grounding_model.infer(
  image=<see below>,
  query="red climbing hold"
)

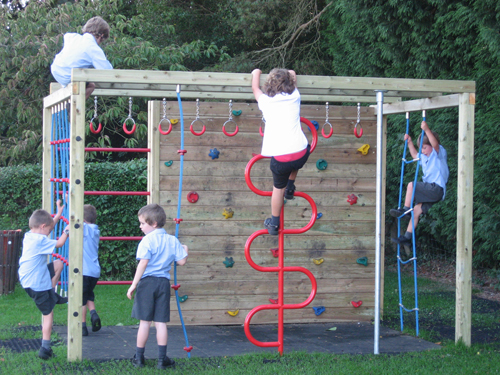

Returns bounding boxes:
[177,149,187,155]
[351,300,363,308]
[269,298,278,304]
[347,194,358,205]
[187,191,199,203]
[270,248,279,258]
[171,284,181,290]
[173,218,183,224]
[184,346,193,353]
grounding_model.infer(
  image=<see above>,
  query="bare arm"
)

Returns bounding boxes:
[251,69,263,101]
[52,199,64,225]
[404,134,419,159]
[421,121,440,153]
[127,259,149,299]
[55,224,69,248]
[176,245,189,266]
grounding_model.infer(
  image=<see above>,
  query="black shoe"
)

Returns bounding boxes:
[391,235,412,246]
[264,218,279,235]
[82,325,89,336]
[284,185,296,200]
[56,294,68,304]
[38,346,54,360]
[132,354,145,368]
[91,313,101,332]
[389,208,410,218]
[157,356,175,369]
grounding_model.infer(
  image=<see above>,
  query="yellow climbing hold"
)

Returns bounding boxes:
[171,119,179,125]
[313,258,324,265]
[227,309,239,317]
[222,208,234,219]
[357,144,370,155]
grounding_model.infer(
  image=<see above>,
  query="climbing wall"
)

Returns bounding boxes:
[159,101,377,325]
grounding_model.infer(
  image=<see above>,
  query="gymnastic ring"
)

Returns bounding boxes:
[158,118,172,135]
[222,120,238,137]
[123,118,136,135]
[322,122,333,139]
[190,119,206,136]
[89,119,102,134]
[354,123,363,138]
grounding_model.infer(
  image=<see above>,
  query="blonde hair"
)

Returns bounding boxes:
[138,204,166,228]
[29,209,53,229]
[82,16,110,40]
[262,68,296,97]
[84,204,97,224]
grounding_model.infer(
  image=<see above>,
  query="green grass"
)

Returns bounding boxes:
[2,272,500,374]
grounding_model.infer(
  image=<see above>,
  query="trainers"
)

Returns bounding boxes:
[56,293,68,304]
[389,207,410,218]
[91,313,101,332]
[391,235,412,246]
[38,346,54,360]
[264,218,279,235]
[82,325,89,336]
[284,185,296,200]
[157,356,175,369]
[132,354,145,368]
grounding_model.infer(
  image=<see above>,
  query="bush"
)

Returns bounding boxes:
[0,159,147,280]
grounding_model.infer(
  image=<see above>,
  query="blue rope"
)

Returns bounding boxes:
[173,86,191,358]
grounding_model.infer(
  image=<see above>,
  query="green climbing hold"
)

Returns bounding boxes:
[316,159,328,170]
[223,256,235,268]
[164,160,173,167]
[178,295,188,302]
[357,257,368,266]
[232,109,242,116]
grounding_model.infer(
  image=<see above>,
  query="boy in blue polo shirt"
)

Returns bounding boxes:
[18,200,69,360]
[127,204,188,370]
[390,120,449,246]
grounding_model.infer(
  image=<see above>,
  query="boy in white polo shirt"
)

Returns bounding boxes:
[18,200,69,360]
[51,16,113,99]
[127,204,188,370]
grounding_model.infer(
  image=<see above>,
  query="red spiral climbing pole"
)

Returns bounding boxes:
[244,117,318,355]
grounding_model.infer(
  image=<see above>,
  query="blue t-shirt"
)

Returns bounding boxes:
[18,232,57,291]
[136,228,187,279]
[421,144,449,199]
[83,223,101,278]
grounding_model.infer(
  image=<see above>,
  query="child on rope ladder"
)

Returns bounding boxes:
[390,120,449,246]
[251,68,310,235]
[51,16,113,100]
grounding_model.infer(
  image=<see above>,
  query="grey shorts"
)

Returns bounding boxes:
[413,182,444,214]
[131,276,171,322]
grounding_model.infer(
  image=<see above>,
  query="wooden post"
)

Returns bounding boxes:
[148,101,161,204]
[455,93,475,345]
[67,82,86,361]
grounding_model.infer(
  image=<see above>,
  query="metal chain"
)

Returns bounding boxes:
[93,96,98,119]
[162,98,167,119]
[196,98,200,120]
[325,102,329,123]
[128,97,133,118]
[228,99,233,121]
[357,102,361,124]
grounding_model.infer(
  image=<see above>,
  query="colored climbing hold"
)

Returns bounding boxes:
[171,284,181,290]
[179,295,188,303]
[164,160,173,167]
[171,119,179,125]
[209,148,220,159]
[316,159,328,171]
[313,258,324,265]
[223,257,235,268]
[222,208,234,219]
[317,212,323,219]
[227,309,239,317]
[347,194,358,205]
[269,298,278,304]
[313,306,326,316]
[357,257,368,266]
[311,120,319,130]
[187,191,199,203]
[351,300,363,308]
[270,248,279,258]
[184,346,193,353]
[232,109,242,116]
[358,144,370,155]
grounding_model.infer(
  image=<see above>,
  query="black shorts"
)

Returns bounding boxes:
[24,262,58,315]
[131,276,171,322]
[83,276,99,305]
[270,145,310,189]
[413,182,444,214]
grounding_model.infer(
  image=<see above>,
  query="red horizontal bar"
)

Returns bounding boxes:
[85,148,150,153]
[97,281,132,285]
[84,191,150,196]
[100,236,143,241]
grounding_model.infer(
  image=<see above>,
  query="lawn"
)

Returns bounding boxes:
[1,271,500,374]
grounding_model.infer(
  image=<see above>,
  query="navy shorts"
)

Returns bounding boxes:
[24,263,58,316]
[413,182,444,214]
[83,276,99,305]
[131,276,171,322]
[270,145,310,189]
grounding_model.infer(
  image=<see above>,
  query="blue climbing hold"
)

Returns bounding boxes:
[313,306,326,316]
[209,148,220,160]
[310,120,319,130]
[317,212,323,219]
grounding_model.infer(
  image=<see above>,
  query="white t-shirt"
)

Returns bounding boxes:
[51,33,113,87]
[136,228,187,279]
[18,232,57,291]
[421,144,449,200]
[258,89,308,157]
[83,223,101,278]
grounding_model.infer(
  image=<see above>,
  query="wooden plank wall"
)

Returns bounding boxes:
[158,101,377,325]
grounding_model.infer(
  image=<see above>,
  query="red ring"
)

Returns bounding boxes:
[159,120,172,135]
[190,122,206,136]
[259,126,264,137]
[123,121,136,135]
[322,124,333,139]
[354,126,363,138]
[222,122,238,137]
[90,121,102,134]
